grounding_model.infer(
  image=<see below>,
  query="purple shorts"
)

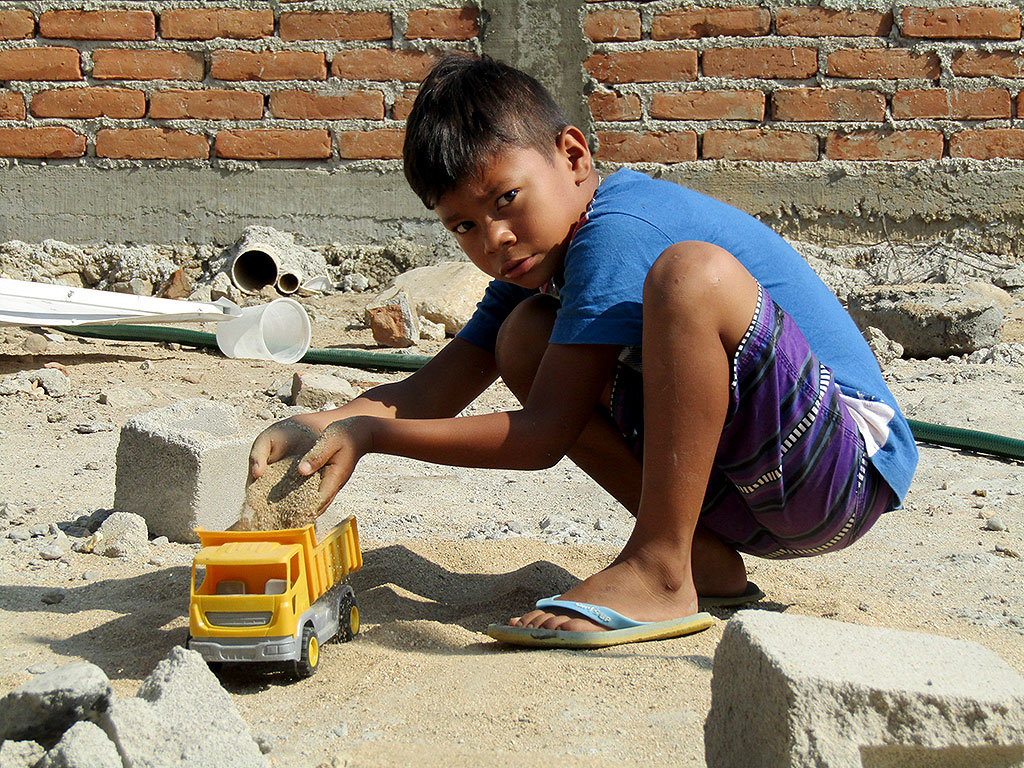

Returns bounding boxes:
[610,283,896,559]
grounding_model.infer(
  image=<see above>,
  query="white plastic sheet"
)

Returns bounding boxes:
[0,278,241,327]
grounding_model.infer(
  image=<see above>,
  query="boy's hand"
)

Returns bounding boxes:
[297,416,374,513]
[248,418,319,482]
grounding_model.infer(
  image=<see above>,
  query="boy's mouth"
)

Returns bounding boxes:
[502,255,534,280]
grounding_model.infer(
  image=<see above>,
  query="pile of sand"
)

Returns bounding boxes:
[236,454,322,530]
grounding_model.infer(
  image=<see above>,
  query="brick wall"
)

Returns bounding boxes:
[4,2,1024,166]
[0,2,477,162]
[585,2,1024,162]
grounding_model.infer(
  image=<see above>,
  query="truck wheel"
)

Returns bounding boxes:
[338,594,359,642]
[293,624,319,679]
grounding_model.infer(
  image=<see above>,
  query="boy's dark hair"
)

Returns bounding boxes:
[403,54,570,209]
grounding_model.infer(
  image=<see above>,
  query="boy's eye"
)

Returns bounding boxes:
[497,190,518,207]
[453,221,473,235]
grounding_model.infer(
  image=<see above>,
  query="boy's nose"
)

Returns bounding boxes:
[483,220,515,253]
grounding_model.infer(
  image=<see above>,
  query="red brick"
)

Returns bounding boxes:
[393,89,418,120]
[952,50,1024,77]
[93,49,204,81]
[703,129,818,161]
[585,9,641,42]
[0,127,86,158]
[332,49,435,82]
[828,49,941,79]
[0,48,81,81]
[150,89,264,119]
[650,90,764,120]
[950,128,1024,159]
[772,88,885,121]
[703,47,817,79]
[652,8,770,40]
[892,88,1010,119]
[901,6,1021,39]
[336,128,405,159]
[216,129,332,159]
[824,130,943,160]
[776,8,893,37]
[31,87,145,118]
[280,12,391,41]
[270,89,384,120]
[211,51,326,81]
[596,130,697,162]
[0,10,34,40]
[407,8,478,40]
[97,128,209,159]
[0,91,26,119]
[161,9,273,40]
[589,90,642,121]
[586,51,698,84]
[40,10,154,41]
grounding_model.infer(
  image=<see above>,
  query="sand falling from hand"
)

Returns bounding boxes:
[238,455,322,530]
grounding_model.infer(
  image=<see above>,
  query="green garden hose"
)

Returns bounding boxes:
[57,323,1024,461]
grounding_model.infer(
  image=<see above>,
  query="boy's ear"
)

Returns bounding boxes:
[555,126,593,184]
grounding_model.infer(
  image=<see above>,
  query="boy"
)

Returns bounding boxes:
[248,54,918,649]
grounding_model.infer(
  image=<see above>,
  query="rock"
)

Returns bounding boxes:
[95,512,149,559]
[38,545,66,561]
[22,333,48,355]
[188,284,213,303]
[159,269,191,300]
[98,386,153,409]
[210,272,237,302]
[41,590,65,605]
[151,535,169,547]
[82,571,102,581]
[112,278,153,296]
[418,317,446,341]
[993,266,1024,298]
[290,371,358,409]
[847,283,1002,358]
[985,517,1007,531]
[0,662,113,746]
[392,261,491,335]
[38,721,121,768]
[341,272,369,292]
[364,286,419,348]
[862,326,904,369]
[0,740,45,768]
[0,369,70,398]
[29,524,49,537]
[99,646,268,768]
[74,422,114,434]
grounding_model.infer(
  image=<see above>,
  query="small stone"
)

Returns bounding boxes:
[332,723,349,738]
[148,556,166,567]
[985,517,1007,531]
[22,333,48,355]
[74,422,114,434]
[254,734,274,754]
[26,663,58,675]
[28,524,48,537]
[41,590,65,605]
[43,333,65,343]
[539,515,552,530]
[994,545,1020,558]
[46,412,66,423]
[9,529,30,542]
[38,545,65,561]
[418,317,446,342]
[858,602,871,612]
[82,571,102,581]
[151,535,169,547]
[364,286,419,348]
[594,518,606,531]
[973,489,988,497]
[341,272,369,293]
[140,360,153,371]
[507,520,523,534]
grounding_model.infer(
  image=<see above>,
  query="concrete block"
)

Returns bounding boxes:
[847,282,1003,358]
[38,721,121,768]
[0,662,112,746]
[114,399,251,543]
[100,646,267,768]
[0,740,45,768]
[705,611,1024,768]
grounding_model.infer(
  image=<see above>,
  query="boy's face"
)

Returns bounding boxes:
[435,128,595,291]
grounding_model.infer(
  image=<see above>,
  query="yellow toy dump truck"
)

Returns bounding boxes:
[186,516,362,678]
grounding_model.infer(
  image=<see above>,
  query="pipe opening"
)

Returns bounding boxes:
[231,249,278,293]
[277,271,301,295]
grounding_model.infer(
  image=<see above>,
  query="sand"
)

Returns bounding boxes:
[239,454,323,531]
[0,291,1022,767]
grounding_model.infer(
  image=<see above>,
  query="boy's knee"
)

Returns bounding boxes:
[494,293,559,398]
[644,241,743,310]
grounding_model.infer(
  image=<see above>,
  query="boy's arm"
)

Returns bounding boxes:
[300,342,622,507]
[249,338,499,477]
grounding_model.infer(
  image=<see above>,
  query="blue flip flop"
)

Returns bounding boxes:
[487,596,714,649]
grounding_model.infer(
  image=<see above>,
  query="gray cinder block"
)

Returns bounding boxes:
[114,400,251,542]
[705,611,1024,768]
[99,647,267,768]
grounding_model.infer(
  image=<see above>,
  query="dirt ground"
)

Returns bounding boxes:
[0,292,1022,767]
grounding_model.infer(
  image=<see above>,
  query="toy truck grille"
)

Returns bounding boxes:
[205,611,272,627]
